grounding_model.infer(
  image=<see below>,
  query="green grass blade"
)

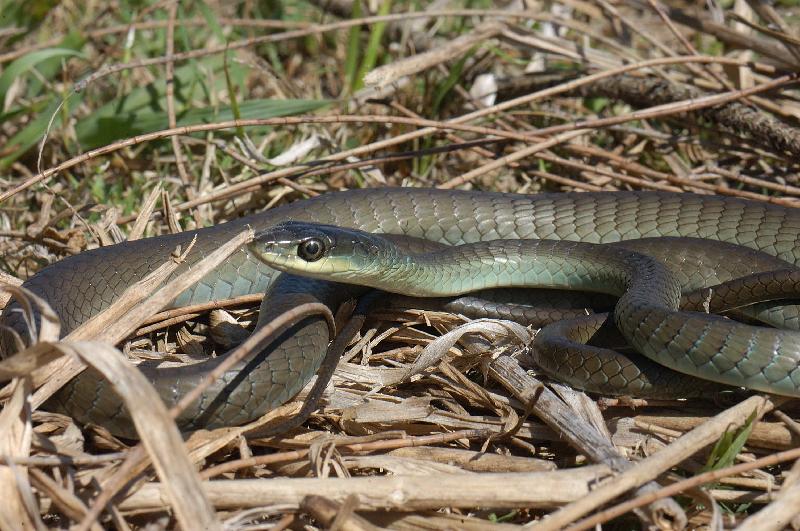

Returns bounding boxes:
[353,0,392,92]
[75,98,330,148]
[75,56,240,148]
[196,0,225,42]
[702,410,758,473]
[223,51,244,138]
[344,0,363,92]
[431,51,471,116]
[0,47,85,100]
[0,94,80,169]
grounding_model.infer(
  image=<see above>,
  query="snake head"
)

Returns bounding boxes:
[250,221,391,284]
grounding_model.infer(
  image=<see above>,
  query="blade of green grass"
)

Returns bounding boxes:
[74,56,240,148]
[75,98,330,148]
[702,410,758,473]
[196,0,225,42]
[0,94,80,169]
[430,51,471,115]
[344,0,363,93]
[353,0,392,92]
[223,50,244,138]
[0,47,85,100]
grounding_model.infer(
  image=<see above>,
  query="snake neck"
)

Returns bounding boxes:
[356,238,683,312]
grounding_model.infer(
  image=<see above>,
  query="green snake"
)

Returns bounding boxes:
[252,221,800,398]
[3,189,800,437]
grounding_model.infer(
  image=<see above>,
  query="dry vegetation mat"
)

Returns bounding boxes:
[1,0,800,529]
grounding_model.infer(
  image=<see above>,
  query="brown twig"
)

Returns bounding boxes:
[569,444,800,530]
[528,395,776,530]
[163,2,197,224]
[200,428,493,479]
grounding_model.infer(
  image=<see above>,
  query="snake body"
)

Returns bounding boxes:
[4,189,800,437]
[253,222,800,397]
[386,236,800,331]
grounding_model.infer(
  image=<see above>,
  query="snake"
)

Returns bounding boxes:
[3,188,800,438]
[251,220,800,399]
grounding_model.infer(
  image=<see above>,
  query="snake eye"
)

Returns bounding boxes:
[298,238,325,262]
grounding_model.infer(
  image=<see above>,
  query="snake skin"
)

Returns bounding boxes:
[387,238,800,397]
[437,237,800,329]
[4,189,800,437]
[254,224,800,397]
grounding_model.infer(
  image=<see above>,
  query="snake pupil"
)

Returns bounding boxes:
[298,238,325,261]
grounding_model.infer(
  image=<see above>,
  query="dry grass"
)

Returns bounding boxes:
[1,0,800,529]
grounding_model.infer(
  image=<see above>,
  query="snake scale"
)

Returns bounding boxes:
[3,188,800,437]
